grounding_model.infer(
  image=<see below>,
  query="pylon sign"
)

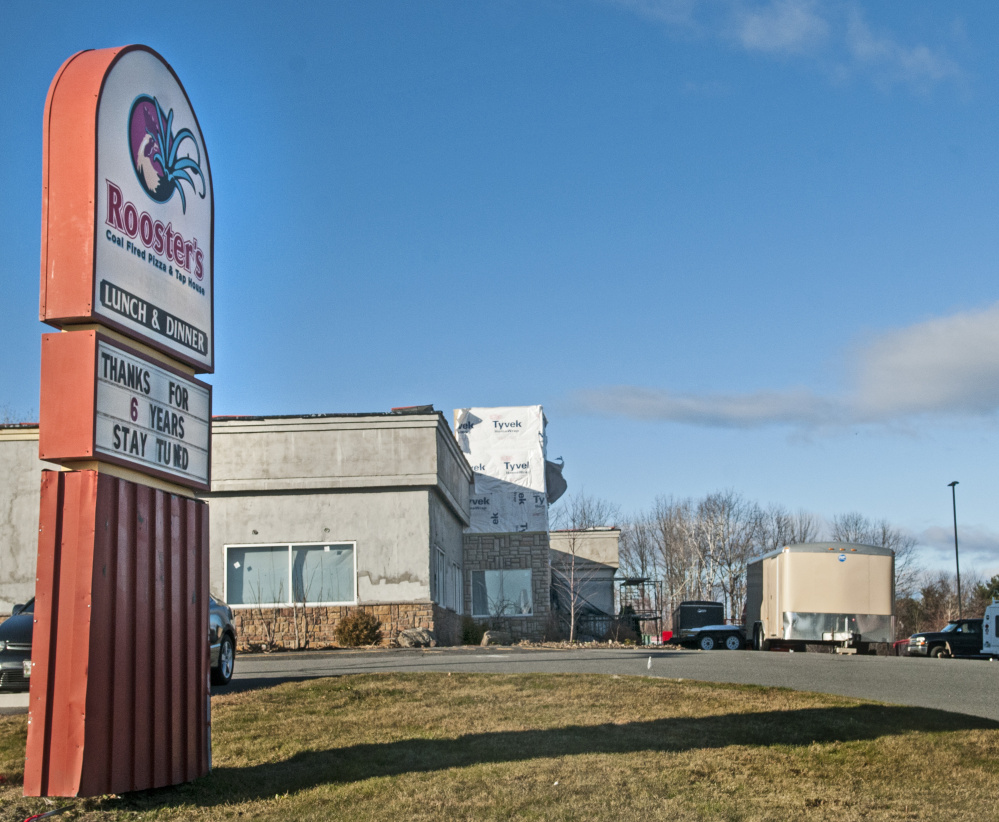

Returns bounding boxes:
[40,45,214,373]
[26,45,213,798]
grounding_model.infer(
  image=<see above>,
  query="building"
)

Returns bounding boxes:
[1,409,585,645]
[206,410,473,646]
[550,527,621,638]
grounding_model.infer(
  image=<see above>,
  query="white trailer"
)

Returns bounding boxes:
[745,543,894,652]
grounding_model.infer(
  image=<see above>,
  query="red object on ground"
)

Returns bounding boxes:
[24,470,210,797]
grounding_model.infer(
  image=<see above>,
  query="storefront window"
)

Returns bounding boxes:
[471,569,532,617]
[226,542,355,607]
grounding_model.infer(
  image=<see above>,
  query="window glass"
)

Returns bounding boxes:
[226,542,356,607]
[292,544,354,604]
[471,569,532,617]
[226,545,288,606]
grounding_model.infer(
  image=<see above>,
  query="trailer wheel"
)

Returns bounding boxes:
[698,634,716,651]
[724,634,744,651]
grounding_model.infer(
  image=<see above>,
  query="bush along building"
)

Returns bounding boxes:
[1,405,619,647]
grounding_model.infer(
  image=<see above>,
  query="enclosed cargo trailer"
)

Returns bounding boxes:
[745,543,894,652]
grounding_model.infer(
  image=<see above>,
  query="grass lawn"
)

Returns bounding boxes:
[1,673,997,821]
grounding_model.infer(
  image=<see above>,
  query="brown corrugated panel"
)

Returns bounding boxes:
[25,470,209,797]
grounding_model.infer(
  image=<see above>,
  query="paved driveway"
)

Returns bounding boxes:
[229,645,999,722]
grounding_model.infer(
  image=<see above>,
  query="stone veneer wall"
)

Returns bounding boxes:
[234,601,461,649]
[432,603,463,646]
[462,531,551,641]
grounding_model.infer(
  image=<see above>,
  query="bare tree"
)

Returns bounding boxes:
[696,491,758,621]
[549,491,620,642]
[619,513,660,581]
[646,496,699,622]
[755,503,819,554]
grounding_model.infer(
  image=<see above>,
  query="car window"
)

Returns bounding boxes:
[942,623,957,633]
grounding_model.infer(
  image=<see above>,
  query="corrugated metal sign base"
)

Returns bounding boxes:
[24,470,210,796]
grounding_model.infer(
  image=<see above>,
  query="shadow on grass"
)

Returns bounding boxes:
[217,676,315,696]
[134,703,998,809]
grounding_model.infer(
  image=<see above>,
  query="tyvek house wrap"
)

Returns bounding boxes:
[454,405,549,533]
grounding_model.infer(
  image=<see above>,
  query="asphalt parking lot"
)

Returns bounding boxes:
[5,646,996,720]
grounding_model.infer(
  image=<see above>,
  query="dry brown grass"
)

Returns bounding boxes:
[2,673,998,821]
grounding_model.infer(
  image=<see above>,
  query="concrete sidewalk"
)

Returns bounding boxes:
[0,691,29,715]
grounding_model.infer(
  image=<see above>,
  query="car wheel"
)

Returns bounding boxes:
[929,645,947,659]
[698,634,716,651]
[724,633,744,651]
[212,634,235,685]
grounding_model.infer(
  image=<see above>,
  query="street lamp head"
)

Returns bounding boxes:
[948,481,959,488]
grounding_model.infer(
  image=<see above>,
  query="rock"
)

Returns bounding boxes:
[480,630,513,646]
[397,627,437,648]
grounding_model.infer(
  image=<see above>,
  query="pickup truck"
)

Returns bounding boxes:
[907,618,982,658]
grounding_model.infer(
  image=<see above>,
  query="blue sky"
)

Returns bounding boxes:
[2,1,998,578]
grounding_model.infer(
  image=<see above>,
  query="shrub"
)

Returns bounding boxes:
[461,615,485,645]
[334,609,383,647]
[603,617,640,644]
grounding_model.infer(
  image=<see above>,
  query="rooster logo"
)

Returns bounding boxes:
[128,95,205,213]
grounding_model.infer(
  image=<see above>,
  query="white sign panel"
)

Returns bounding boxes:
[95,339,210,487]
[95,48,213,371]
[455,406,549,533]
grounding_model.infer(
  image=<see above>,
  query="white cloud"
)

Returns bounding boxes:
[916,524,999,574]
[574,302,999,430]
[854,304,999,420]
[611,0,963,92]
[845,8,962,90]
[574,386,841,429]
[731,0,829,56]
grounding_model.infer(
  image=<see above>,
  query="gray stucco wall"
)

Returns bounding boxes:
[205,413,473,610]
[0,429,60,612]
[549,528,620,567]
[208,488,433,605]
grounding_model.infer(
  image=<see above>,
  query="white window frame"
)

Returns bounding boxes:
[224,541,357,608]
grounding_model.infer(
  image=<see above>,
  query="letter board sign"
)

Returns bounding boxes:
[39,331,211,491]
[40,46,214,373]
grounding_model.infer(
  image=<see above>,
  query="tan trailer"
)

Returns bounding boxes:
[745,543,894,652]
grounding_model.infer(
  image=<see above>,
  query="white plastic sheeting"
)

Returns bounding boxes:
[454,405,548,533]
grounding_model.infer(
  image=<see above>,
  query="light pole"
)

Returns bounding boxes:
[948,481,962,619]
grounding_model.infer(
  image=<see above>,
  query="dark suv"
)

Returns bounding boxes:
[0,600,33,691]
[908,618,983,658]
[1,595,236,691]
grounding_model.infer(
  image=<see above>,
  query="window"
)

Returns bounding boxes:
[225,542,355,607]
[433,549,463,613]
[452,562,462,613]
[471,569,532,617]
[434,547,446,607]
